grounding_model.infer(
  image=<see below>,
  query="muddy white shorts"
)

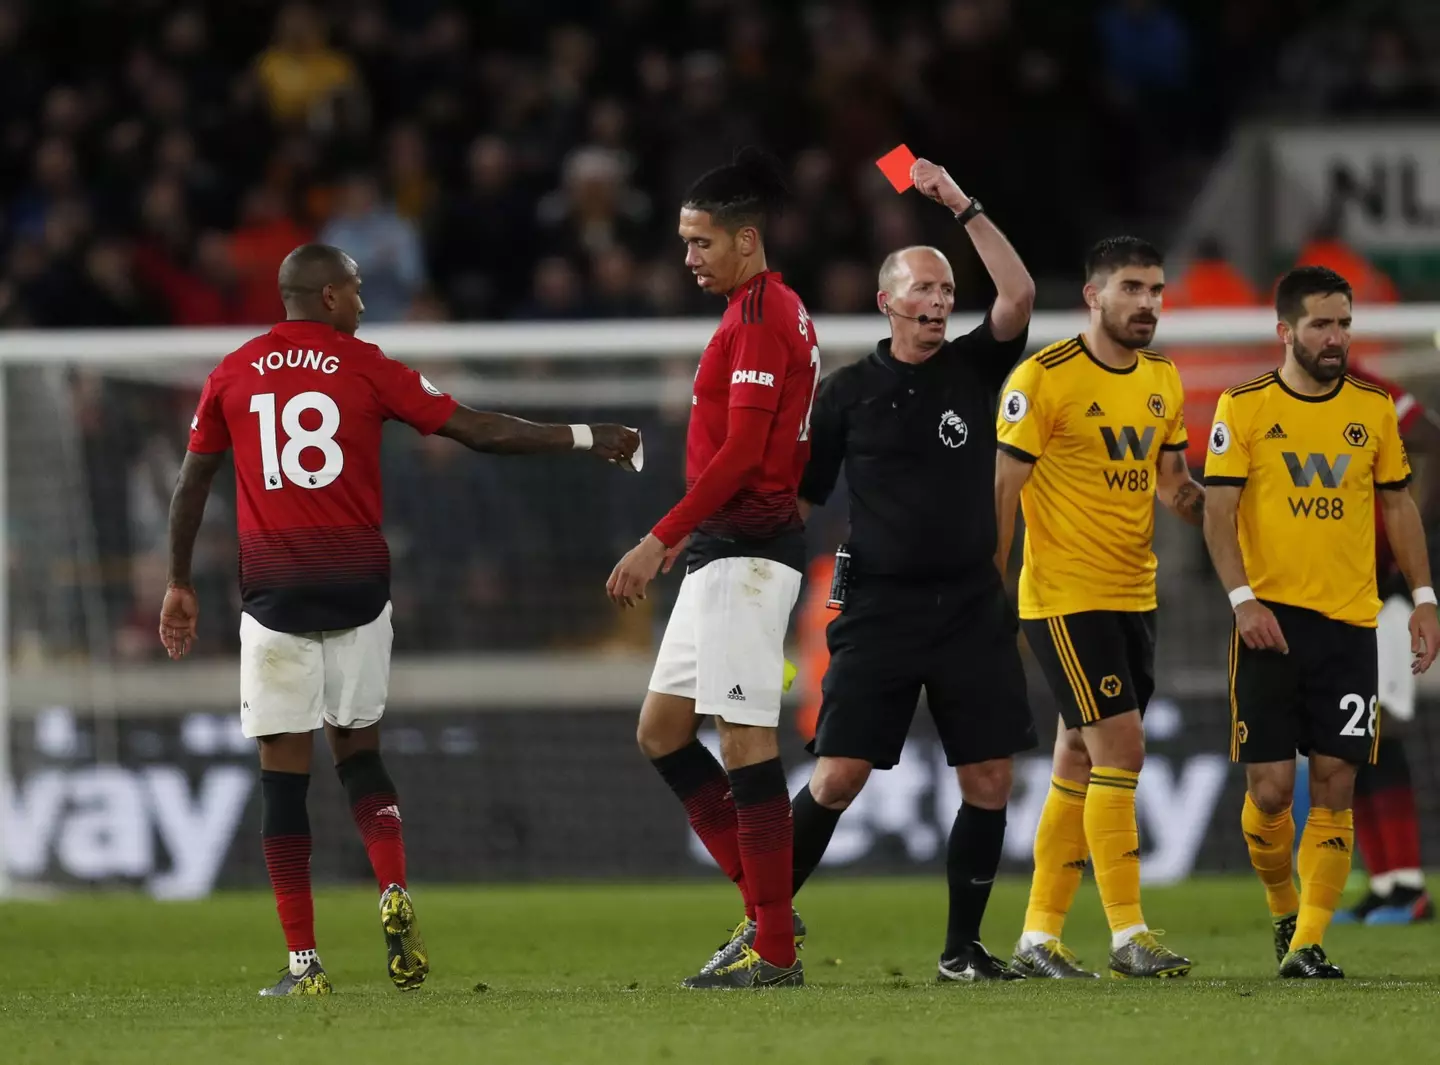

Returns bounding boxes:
[239,603,394,738]
[648,556,802,727]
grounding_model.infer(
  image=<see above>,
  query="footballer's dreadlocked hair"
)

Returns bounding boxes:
[681,146,790,237]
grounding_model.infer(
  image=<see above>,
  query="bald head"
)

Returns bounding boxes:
[878,245,950,297]
[878,245,954,361]
[279,243,356,302]
[278,243,363,333]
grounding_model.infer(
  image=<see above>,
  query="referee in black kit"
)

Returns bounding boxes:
[792,157,1037,981]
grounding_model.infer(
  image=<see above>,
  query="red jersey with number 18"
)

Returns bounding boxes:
[188,320,458,634]
[681,271,819,570]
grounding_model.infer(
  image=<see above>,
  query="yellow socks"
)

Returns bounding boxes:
[1242,794,1299,917]
[1022,777,1089,939]
[1293,806,1354,949]
[1085,768,1145,935]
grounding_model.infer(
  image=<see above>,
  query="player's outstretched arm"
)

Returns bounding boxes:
[1156,450,1205,526]
[161,449,225,659]
[1203,484,1287,653]
[993,449,1033,577]
[436,406,638,461]
[1379,485,1440,673]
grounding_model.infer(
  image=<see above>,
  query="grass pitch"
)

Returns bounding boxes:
[4,876,1437,1064]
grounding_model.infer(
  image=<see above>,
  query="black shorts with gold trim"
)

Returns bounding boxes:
[1021,610,1156,730]
[1227,600,1379,766]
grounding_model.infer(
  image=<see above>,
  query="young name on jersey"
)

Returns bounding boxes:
[189,320,458,633]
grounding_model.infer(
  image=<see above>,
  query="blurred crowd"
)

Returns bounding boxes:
[1,0,1436,662]
[0,0,1349,331]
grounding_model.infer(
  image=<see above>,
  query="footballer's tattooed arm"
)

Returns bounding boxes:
[1157,449,1205,526]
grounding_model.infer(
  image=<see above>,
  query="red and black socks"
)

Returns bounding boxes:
[652,740,753,918]
[337,749,407,892]
[261,769,316,974]
[730,758,795,968]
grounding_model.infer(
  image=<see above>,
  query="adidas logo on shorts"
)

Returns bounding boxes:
[1264,422,1287,439]
[1085,401,1104,416]
[727,685,745,701]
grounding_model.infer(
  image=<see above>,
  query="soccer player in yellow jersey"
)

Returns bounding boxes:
[1203,266,1440,978]
[995,237,1203,979]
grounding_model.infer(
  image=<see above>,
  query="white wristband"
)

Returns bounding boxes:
[1228,585,1257,609]
[1415,586,1437,607]
[569,424,593,451]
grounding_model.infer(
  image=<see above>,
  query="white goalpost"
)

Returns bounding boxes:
[1,304,1438,899]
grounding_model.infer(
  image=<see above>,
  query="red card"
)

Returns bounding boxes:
[875,144,917,192]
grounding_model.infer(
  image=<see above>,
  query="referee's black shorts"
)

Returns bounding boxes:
[808,574,1036,770]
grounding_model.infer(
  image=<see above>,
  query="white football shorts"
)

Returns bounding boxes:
[1377,593,1416,722]
[648,555,803,727]
[239,603,394,738]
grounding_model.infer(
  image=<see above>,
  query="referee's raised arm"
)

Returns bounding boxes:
[911,157,1034,347]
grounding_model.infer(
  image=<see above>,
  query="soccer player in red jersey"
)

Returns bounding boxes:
[1335,365,1435,925]
[607,151,818,988]
[161,244,637,996]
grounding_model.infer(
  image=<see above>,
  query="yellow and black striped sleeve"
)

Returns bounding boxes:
[996,342,1076,463]
[1204,376,1266,486]
[1369,383,1413,491]
[1154,356,1189,453]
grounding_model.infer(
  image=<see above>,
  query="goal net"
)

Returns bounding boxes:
[3,307,1438,897]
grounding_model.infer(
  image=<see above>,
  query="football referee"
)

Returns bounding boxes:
[792,157,1037,981]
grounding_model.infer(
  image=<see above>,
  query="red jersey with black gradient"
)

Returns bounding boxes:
[1349,365,1424,581]
[652,271,820,572]
[188,320,458,633]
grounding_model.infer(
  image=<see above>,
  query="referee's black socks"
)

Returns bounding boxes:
[944,802,1006,956]
[791,783,843,895]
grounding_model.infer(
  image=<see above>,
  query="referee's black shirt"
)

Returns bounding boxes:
[799,311,1028,582]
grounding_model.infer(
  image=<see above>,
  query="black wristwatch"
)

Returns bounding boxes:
[954,199,984,225]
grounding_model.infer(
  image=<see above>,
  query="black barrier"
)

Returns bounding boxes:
[4,699,1435,898]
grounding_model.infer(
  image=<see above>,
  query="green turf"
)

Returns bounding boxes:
[3,876,1436,1064]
